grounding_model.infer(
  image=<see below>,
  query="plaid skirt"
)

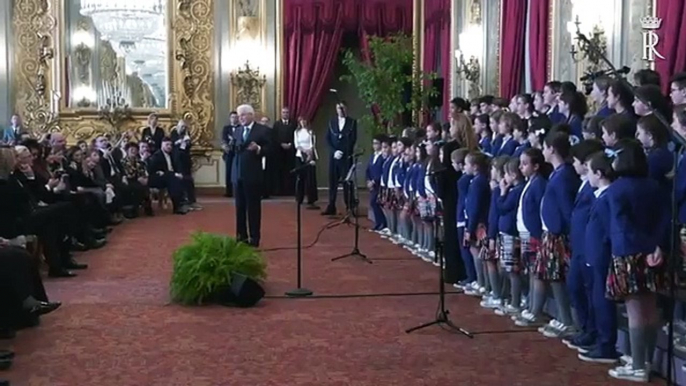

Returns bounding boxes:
[534,232,569,281]
[679,225,686,271]
[418,195,437,222]
[401,196,415,214]
[519,232,540,272]
[606,253,669,300]
[468,224,488,250]
[378,187,388,206]
[498,233,521,272]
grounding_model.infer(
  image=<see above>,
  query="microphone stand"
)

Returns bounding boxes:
[331,152,372,264]
[285,163,314,297]
[575,28,686,385]
[405,209,473,338]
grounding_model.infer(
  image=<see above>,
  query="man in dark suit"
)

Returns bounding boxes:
[272,107,297,196]
[147,137,190,215]
[230,104,271,247]
[221,111,239,197]
[322,101,357,216]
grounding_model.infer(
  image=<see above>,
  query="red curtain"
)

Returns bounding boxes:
[499,0,527,99]
[284,0,412,121]
[423,0,451,121]
[656,0,686,93]
[528,0,549,91]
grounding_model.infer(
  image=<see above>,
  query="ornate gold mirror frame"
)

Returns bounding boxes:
[12,0,215,153]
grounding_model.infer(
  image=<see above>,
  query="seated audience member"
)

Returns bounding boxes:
[84,148,123,224]
[0,147,85,278]
[671,72,686,107]
[64,146,112,232]
[170,120,200,210]
[121,142,153,217]
[147,137,192,215]
[94,135,136,217]
[0,242,61,331]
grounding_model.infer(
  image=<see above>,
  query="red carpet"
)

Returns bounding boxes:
[2,200,663,385]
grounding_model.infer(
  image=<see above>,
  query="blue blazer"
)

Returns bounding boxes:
[479,136,492,156]
[547,105,566,124]
[541,163,580,236]
[607,177,667,256]
[487,186,500,239]
[415,164,428,198]
[647,146,674,190]
[513,141,531,158]
[456,174,473,224]
[596,105,615,118]
[585,188,611,269]
[570,181,596,259]
[366,153,384,184]
[520,174,547,238]
[497,182,525,236]
[491,135,504,157]
[677,155,686,224]
[402,163,417,196]
[465,173,491,233]
[567,114,584,140]
[380,155,393,187]
[496,137,517,157]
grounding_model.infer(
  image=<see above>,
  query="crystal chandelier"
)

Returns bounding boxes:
[80,0,164,45]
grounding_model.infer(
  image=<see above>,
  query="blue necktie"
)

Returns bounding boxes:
[243,126,250,141]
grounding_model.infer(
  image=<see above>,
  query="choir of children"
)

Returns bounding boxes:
[364,71,686,383]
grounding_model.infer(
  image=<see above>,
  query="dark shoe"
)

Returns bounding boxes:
[28,301,61,317]
[87,238,107,250]
[144,205,154,216]
[247,239,260,248]
[306,204,320,210]
[174,206,188,215]
[48,269,77,278]
[65,260,88,270]
[321,207,336,216]
[71,241,88,252]
[0,351,14,360]
[0,359,11,371]
[578,348,620,364]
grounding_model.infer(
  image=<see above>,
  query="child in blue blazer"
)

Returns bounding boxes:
[512,118,531,157]
[414,144,430,260]
[494,158,526,315]
[464,152,492,297]
[564,139,605,351]
[577,150,621,364]
[495,113,520,156]
[532,132,580,338]
[474,114,493,155]
[489,110,505,156]
[603,139,668,383]
[366,134,387,231]
[399,145,416,246]
[513,148,550,327]
[379,137,396,236]
[451,147,476,288]
[479,156,509,307]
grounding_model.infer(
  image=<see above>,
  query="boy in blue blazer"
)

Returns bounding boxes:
[366,134,387,231]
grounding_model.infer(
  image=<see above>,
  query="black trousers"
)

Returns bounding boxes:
[275,148,295,196]
[234,180,262,245]
[224,154,233,196]
[123,180,151,209]
[295,158,318,205]
[26,203,73,272]
[327,156,351,211]
[0,246,47,329]
[150,173,185,210]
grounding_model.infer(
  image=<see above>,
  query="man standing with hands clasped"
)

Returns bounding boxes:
[230,104,271,247]
[322,101,357,216]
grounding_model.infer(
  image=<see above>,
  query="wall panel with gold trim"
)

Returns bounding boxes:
[12,0,215,153]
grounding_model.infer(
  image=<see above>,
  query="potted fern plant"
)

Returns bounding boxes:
[170,232,267,305]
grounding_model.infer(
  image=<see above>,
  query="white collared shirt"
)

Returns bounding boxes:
[294,128,315,159]
[387,156,400,188]
[338,117,346,130]
[372,151,380,164]
[163,151,173,172]
[594,184,609,198]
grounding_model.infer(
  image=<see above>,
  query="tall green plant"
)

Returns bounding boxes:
[340,33,437,135]
[170,232,267,305]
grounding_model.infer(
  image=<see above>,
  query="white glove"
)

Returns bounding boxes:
[334,150,343,160]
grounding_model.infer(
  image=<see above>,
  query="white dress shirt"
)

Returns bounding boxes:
[516,176,534,233]
[294,128,316,160]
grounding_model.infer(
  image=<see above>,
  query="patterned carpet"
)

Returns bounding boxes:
[2,200,661,385]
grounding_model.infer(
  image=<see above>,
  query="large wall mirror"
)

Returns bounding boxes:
[63,0,170,110]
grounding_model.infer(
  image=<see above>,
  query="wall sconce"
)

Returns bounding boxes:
[231,62,266,111]
[569,15,607,67]
[455,50,481,98]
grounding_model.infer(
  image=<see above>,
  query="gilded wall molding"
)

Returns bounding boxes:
[13,0,215,153]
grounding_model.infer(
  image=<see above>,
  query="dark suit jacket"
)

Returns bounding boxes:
[273,120,298,145]
[141,126,166,151]
[230,122,272,185]
[148,150,181,177]
[325,116,357,156]
[97,149,124,184]
[0,178,33,238]
[221,125,239,161]
[170,128,193,176]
